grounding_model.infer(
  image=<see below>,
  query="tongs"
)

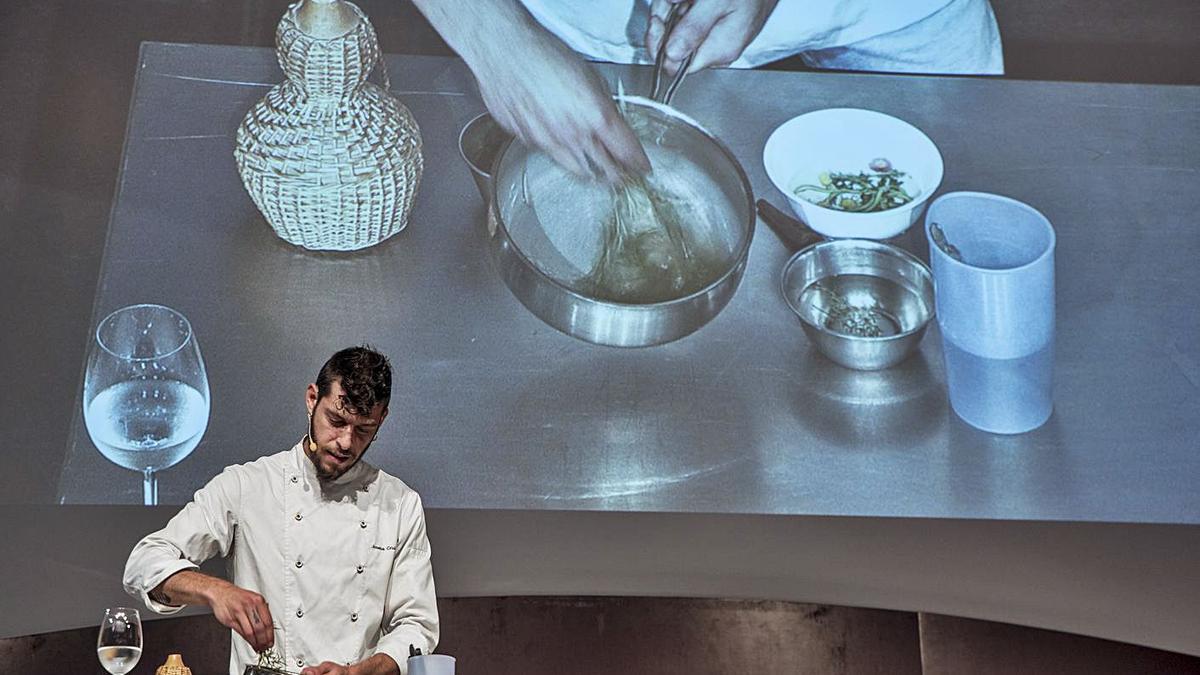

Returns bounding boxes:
[649,0,695,105]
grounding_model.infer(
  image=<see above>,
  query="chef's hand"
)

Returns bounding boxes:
[645,0,781,76]
[413,0,649,182]
[472,29,651,182]
[206,580,275,653]
[300,662,350,675]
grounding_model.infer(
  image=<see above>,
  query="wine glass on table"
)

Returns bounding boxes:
[84,304,210,505]
[97,607,142,674]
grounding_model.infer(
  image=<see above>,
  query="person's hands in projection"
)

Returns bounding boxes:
[473,29,652,183]
[645,0,781,76]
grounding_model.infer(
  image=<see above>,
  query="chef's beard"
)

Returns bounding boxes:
[305,413,372,481]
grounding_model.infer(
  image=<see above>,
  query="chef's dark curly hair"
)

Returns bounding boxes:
[315,345,392,416]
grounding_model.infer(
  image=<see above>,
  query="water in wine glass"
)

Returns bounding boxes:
[83,304,210,504]
[97,645,143,675]
[85,378,209,473]
[98,608,143,675]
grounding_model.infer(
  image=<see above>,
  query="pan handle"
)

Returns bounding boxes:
[756,199,825,252]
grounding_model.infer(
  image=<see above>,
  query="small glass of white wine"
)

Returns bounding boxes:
[97,607,143,675]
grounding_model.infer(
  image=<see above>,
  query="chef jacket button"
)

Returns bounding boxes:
[295,513,302,521]
[360,520,367,529]
[296,609,304,618]
[356,565,364,574]
[291,476,298,483]
[350,612,359,622]
[296,658,304,667]
[295,560,303,568]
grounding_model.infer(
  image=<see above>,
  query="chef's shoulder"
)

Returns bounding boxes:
[370,466,424,507]
[188,447,293,503]
[369,467,429,538]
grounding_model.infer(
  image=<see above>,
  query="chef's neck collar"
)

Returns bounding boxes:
[294,437,363,487]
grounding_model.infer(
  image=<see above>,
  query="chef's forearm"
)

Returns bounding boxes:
[350,653,400,675]
[152,569,227,607]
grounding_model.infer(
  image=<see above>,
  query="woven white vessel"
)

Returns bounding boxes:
[235,0,423,251]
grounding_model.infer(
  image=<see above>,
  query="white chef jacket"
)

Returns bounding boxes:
[123,441,438,675]
[520,0,1003,75]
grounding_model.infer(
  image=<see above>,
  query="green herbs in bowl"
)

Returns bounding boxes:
[794,159,914,213]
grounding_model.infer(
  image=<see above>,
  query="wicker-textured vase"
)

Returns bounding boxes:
[235,0,423,251]
[155,654,193,675]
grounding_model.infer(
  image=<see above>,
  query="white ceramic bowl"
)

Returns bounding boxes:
[763,108,944,239]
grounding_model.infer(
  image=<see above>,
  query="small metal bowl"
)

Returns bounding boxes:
[781,239,934,370]
[457,112,513,203]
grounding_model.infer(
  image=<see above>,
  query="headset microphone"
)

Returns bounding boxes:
[307,411,318,452]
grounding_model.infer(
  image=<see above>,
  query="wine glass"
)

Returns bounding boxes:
[84,304,210,505]
[97,607,143,675]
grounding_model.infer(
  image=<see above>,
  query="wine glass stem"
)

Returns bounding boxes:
[142,468,157,506]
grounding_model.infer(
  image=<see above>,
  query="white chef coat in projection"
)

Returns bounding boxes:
[519,0,1003,75]
[123,441,438,675]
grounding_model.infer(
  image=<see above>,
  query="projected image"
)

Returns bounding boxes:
[49,0,1060,509]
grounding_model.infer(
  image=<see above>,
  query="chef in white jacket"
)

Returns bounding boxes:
[124,346,437,675]
[413,0,1001,180]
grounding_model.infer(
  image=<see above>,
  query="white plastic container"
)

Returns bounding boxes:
[407,654,455,675]
[924,192,1057,434]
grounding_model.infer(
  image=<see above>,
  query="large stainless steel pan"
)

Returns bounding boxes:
[484,96,755,347]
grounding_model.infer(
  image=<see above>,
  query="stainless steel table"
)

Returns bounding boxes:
[15,43,1200,654]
